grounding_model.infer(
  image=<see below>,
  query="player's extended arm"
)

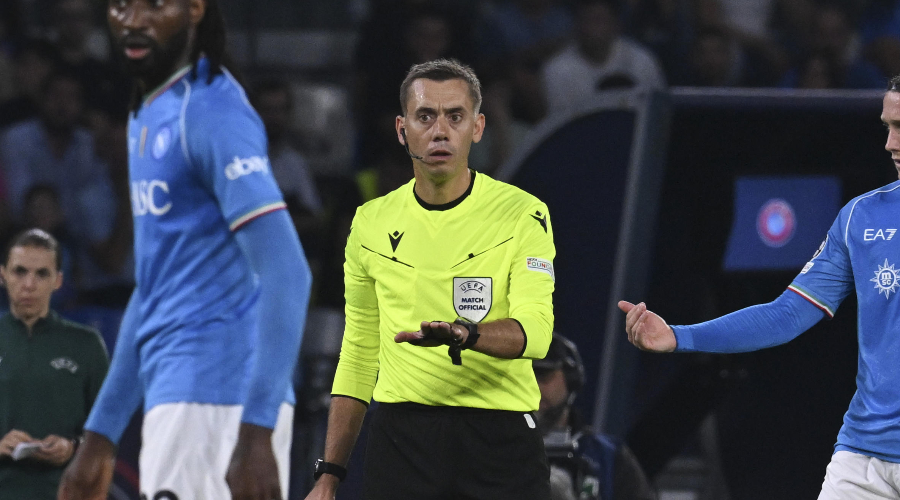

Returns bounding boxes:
[228,209,311,499]
[395,318,529,359]
[59,292,142,500]
[304,396,368,499]
[619,290,826,353]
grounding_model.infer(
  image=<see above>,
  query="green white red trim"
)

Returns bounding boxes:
[229,202,287,231]
[144,64,192,107]
[788,284,835,318]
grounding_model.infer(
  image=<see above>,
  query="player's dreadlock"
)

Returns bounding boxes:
[190,0,239,84]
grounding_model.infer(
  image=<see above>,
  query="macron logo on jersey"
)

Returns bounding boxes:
[225,156,270,180]
[131,180,172,216]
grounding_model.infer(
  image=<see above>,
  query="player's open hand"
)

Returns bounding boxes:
[57,432,116,500]
[226,423,283,500]
[617,301,677,352]
[395,321,464,347]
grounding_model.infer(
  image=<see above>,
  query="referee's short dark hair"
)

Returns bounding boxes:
[5,228,62,272]
[889,75,900,92]
[399,58,482,116]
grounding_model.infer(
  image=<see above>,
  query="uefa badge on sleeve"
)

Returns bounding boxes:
[453,277,492,322]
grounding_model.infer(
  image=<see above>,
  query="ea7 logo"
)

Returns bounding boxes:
[864,229,897,241]
[225,156,269,180]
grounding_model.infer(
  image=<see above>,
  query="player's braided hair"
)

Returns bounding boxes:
[189,0,236,84]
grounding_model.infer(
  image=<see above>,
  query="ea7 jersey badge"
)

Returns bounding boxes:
[453,277,492,322]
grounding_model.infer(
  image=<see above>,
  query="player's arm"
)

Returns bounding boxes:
[620,214,853,353]
[59,291,141,499]
[227,210,311,499]
[395,203,557,360]
[307,216,380,499]
[619,290,826,352]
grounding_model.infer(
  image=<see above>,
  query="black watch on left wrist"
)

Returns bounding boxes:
[313,458,347,481]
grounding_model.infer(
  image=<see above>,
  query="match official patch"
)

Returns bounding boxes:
[453,277,492,323]
[526,257,555,281]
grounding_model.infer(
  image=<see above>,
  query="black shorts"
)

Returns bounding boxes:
[362,402,551,500]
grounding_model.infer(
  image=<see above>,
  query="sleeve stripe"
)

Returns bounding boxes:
[229,202,287,231]
[788,285,835,318]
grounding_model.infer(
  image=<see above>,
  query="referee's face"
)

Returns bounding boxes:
[398,78,485,182]
[883,91,900,180]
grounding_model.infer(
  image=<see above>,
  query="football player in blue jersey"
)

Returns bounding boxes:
[58,1,312,499]
[619,76,900,499]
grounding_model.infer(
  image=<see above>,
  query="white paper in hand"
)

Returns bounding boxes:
[11,442,42,461]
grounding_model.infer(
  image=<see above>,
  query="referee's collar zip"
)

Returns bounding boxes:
[414,170,476,211]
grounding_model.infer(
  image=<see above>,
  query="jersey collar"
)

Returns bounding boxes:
[414,170,476,211]
[143,63,193,107]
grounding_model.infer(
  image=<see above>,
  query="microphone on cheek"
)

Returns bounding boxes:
[401,128,424,160]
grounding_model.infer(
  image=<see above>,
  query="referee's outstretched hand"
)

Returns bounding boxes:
[618,301,677,353]
[57,432,115,500]
[395,321,464,347]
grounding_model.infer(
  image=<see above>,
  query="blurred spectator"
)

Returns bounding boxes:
[470,59,546,173]
[253,80,323,217]
[353,3,475,168]
[476,0,573,77]
[50,0,109,64]
[718,0,774,38]
[252,78,326,287]
[686,27,742,86]
[793,51,843,89]
[17,184,79,307]
[0,69,114,247]
[49,0,121,114]
[689,0,789,86]
[624,0,695,84]
[541,0,666,116]
[0,38,58,130]
[780,2,885,88]
[77,103,134,308]
[859,0,900,45]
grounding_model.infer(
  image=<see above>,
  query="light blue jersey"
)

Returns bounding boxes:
[82,58,302,442]
[788,180,900,462]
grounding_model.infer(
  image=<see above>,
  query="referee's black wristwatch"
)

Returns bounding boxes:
[313,459,347,482]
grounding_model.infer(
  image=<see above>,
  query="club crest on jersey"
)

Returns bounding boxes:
[453,277,492,322]
[871,259,900,299]
[50,357,78,374]
[152,127,172,159]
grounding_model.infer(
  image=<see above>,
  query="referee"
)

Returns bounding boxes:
[305,59,556,500]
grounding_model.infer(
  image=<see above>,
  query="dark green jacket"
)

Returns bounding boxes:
[0,311,109,499]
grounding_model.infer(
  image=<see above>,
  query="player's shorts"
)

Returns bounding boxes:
[139,402,293,500]
[362,402,551,500]
[818,450,900,500]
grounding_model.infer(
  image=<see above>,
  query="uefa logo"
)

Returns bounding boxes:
[757,198,796,248]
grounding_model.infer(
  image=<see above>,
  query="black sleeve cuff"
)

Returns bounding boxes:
[331,394,370,407]
[511,318,527,358]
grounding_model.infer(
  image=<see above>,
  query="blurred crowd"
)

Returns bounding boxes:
[1,0,899,311]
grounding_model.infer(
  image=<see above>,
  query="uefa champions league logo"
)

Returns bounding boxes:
[871,259,900,299]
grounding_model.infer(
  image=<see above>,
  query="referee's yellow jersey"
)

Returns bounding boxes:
[332,171,556,412]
